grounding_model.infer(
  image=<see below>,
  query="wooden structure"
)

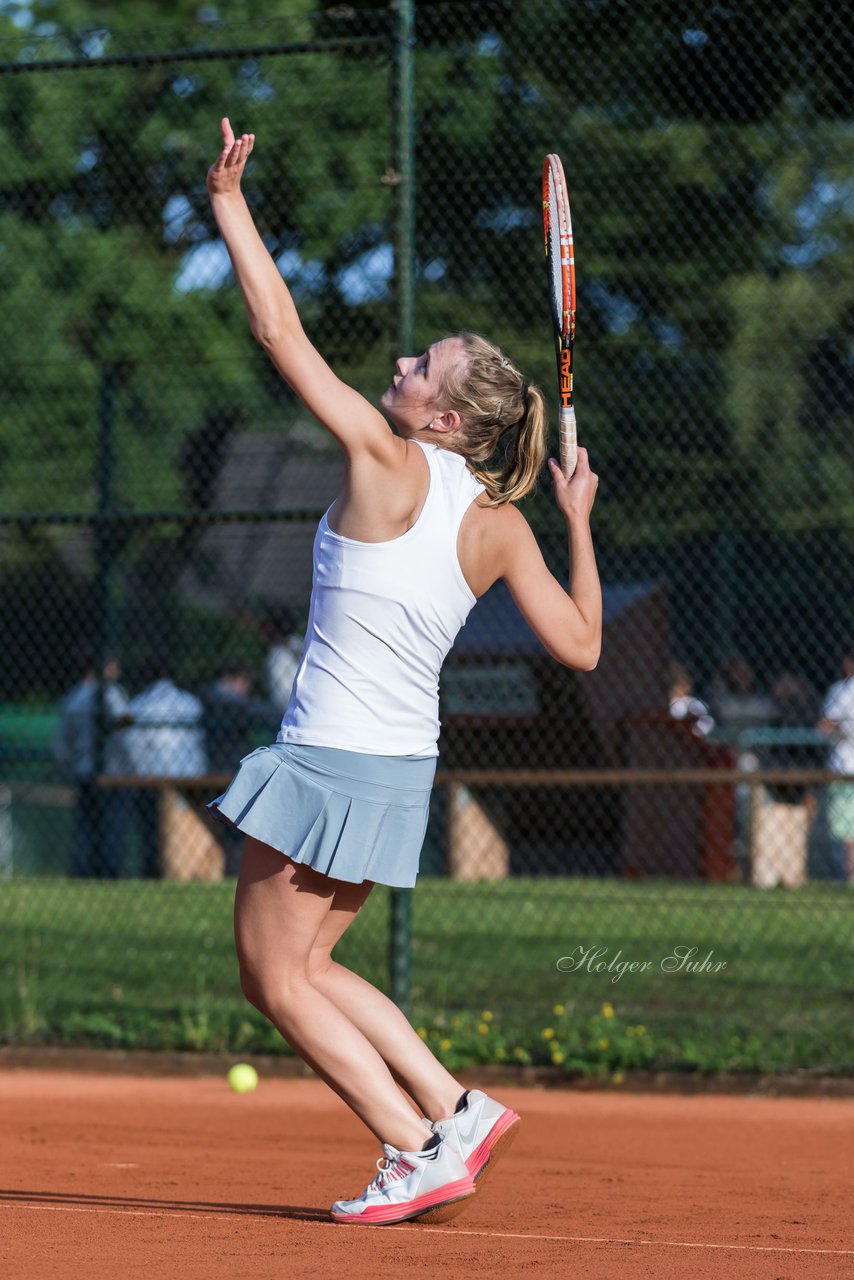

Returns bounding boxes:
[622,713,738,880]
[440,581,673,879]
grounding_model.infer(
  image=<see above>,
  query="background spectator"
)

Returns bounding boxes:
[709,654,775,734]
[262,607,305,711]
[763,672,821,809]
[668,661,714,737]
[202,658,275,877]
[770,672,818,729]
[202,657,276,774]
[125,657,207,878]
[818,648,854,882]
[54,652,132,878]
[125,657,207,779]
[234,604,305,711]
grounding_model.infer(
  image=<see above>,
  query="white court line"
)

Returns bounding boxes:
[1,1201,852,1258]
[2,1202,241,1224]
[404,1226,854,1257]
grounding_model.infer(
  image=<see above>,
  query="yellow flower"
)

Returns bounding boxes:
[601,1002,615,1019]
[552,1003,565,1016]
[541,1027,556,1040]
[636,1025,646,1036]
[496,1047,506,1060]
[481,1010,493,1022]
[439,1038,452,1052]
[597,1038,609,1051]
[513,1046,528,1061]
[451,1016,462,1029]
[478,1023,490,1035]
[612,1072,624,1085]
[416,1026,428,1039]
[551,1051,565,1065]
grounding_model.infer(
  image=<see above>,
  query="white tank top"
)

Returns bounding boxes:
[277,440,485,756]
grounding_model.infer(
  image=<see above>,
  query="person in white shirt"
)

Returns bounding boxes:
[126,659,207,877]
[205,119,602,1225]
[818,648,854,881]
[126,666,207,778]
[263,611,305,710]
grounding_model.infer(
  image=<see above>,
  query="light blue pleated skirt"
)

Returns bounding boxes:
[207,742,437,888]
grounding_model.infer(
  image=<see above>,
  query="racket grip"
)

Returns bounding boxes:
[559,406,577,477]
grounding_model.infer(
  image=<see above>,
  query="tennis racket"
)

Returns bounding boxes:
[542,153,577,476]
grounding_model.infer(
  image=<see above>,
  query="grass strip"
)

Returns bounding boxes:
[1,878,851,1077]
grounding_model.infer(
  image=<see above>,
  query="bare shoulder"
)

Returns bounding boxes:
[355,433,428,496]
[328,434,430,540]
[458,497,543,599]
[345,432,422,485]
[473,499,539,560]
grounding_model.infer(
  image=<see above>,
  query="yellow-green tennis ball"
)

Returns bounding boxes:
[227,1063,258,1094]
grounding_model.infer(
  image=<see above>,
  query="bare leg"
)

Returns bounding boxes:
[233,836,429,1151]
[308,883,464,1122]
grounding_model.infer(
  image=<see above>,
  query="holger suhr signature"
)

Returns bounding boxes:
[556,945,727,983]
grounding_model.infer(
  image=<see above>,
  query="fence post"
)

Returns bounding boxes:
[0,784,12,877]
[391,0,415,358]
[389,0,415,1014]
[93,365,118,875]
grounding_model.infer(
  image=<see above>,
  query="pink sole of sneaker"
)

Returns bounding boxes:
[330,1174,476,1226]
[468,1108,521,1186]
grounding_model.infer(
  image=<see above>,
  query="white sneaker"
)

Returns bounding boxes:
[430,1089,521,1185]
[330,1135,476,1226]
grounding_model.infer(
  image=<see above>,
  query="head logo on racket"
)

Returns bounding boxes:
[542,153,577,476]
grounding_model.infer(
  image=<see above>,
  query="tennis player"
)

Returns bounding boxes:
[206,120,602,1226]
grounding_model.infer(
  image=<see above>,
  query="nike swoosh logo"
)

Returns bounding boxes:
[454,1108,485,1149]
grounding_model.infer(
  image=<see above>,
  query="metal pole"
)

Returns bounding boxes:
[392,0,415,359]
[389,0,415,1015]
[390,884,413,1018]
[92,365,118,875]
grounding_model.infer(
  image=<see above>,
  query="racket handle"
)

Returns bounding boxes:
[559,406,577,477]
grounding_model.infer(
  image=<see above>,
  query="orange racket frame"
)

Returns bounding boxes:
[542,153,577,476]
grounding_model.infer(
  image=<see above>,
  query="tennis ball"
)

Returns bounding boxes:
[227,1062,258,1094]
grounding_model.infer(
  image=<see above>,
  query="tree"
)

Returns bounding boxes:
[0,0,850,692]
[0,0,393,518]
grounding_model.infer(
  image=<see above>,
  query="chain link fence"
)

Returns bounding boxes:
[1,2,852,1076]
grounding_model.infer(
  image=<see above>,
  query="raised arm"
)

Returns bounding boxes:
[497,448,602,671]
[206,118,396,460]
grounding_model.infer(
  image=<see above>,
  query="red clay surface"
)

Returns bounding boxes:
[1,1069,852,1279]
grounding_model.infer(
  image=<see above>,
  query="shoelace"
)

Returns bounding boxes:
[368,1144,416,1193]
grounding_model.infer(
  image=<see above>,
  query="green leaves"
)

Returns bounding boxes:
[0,3,849,682]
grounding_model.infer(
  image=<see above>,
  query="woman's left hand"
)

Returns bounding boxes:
[207,117,255,197]
[548,446,599,524]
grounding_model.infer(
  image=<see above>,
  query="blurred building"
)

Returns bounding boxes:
[179,432,342,612]
[439,579,693,877]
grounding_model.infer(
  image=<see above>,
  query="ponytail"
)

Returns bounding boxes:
[467,383,549,506]
[435,332,549,505]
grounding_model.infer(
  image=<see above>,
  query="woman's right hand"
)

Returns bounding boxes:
[548,447,599,523]
[207,116,255,197]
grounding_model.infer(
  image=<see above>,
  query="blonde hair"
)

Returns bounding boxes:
[434,332,548,506]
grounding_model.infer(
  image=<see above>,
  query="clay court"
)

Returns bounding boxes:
[2,1068,852,1279]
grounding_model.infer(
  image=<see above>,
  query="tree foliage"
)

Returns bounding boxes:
[0,0,850,688]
